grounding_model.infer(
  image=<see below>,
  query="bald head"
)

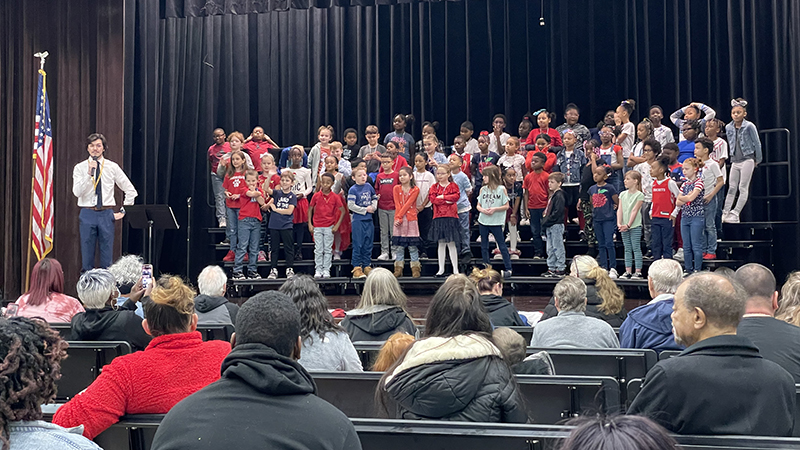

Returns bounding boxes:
[734,263,778,314]
[682,273,746,329]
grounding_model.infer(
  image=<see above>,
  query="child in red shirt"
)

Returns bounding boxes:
[523,152,550,258]
[233,170,267,279]
[429,165,461,276]
[525,133,557,173]
[376,153,400,260]
[222,150,248,262]
[392,167,421,277]
[308,173,346,279]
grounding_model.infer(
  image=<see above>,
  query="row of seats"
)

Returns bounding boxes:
[91,416,800,450]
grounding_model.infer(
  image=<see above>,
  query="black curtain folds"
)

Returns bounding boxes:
[126,0,800,279]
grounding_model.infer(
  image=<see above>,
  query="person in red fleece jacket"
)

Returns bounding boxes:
[53,276,231,440]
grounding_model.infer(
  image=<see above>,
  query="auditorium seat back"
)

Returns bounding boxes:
[57,341,132,401]
[196,323,234,342]
[310,372,620,423]
[49,322,72,339]
[658,350,681,360]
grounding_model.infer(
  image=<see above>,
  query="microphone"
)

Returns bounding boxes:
[91,155,99,177]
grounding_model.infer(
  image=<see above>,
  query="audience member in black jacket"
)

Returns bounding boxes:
[151,291,361,450]
[71,269,152,351]
[341,268,416,342]
[470,266,526,326]
[378,275,528,424]
[540,256,627,327]
[628,273,795,436]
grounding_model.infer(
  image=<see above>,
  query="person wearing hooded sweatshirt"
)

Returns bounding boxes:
[69,269,152,351]
[619,259,684,351]
[540,255,627,327]
[150,291,361,450]
[469,266,527,326]
[377,275,528,423]
[54,276,230,440]
[341,268,417,342]
[194,265,239,324]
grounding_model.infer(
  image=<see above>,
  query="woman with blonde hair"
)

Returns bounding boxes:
[777,271,800,326]
[540,255,627,327]
[470,265,526,326]
[341,267,417,342]
[53,275,231,439]
[371,332,416,371]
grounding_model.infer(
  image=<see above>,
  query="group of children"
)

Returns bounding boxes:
[212,98,761,280]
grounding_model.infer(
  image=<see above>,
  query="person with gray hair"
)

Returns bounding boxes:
[628,272,795,436]
[108,254,145,318]
[70,269,152,351]
[194,265,239,324]
[619,258,684,351]
[735,263,800,383]
[530,277,619,349]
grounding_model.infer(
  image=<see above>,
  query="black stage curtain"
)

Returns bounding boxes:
[0,0,125,299]
[127,0,800,280]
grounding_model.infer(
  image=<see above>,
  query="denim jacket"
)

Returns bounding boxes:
[726,119,762,164]
[554,149,588,184]
[8,421,101,450]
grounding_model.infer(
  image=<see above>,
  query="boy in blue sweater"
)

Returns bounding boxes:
[348,166,378,279]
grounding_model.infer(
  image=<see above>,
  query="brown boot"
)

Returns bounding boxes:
[394,261,405,278]
[363,266,373,276]
[411,261,421,278]
[352,266,365,279]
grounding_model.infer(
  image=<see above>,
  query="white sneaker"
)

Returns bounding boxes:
[267,268,278,279]
[391,252,397,260]
[727,211,740,223]
[510,250,520,260]
[674,248,684,261]
[571,217,580,224]
[286,268,295,279]
[488,234,496,243]
[520,218,530,226]
[322,271,331,279]
[493,253,503,260]
[333,252,342,260]
[608,268,619,279]
[377,253,390,261]
[314,272,323,279]
[476,235,482,243]
[219,219,227,228]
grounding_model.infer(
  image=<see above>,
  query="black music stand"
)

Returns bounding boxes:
[125,205,180,264]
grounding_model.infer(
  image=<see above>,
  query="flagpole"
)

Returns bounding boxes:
[25,153,38,292]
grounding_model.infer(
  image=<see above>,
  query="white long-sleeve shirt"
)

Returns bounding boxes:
[72,157,138,207]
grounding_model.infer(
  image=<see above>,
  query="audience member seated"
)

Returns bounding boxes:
[619,258,684,351]
[279,275,363,371]
[378,274,528,423]
[493,327,554,375]
[540,255,627,327]
[372,332,415,371]
[559,415,678,450]
[735,263,800,382]
[69,269,151,351]
[777,270,800,326]
[53,276,231,439]
[14,258,84,323]
[470,266,527,326]
[194,265,239,324]
[0,317,101,450]
[628,273,795,436]
[108,254,146,318]
[150,291,361,450]
[341,268,416,342]
[531,277,620,349]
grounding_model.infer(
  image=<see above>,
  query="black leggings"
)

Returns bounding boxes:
[270,228,295,271]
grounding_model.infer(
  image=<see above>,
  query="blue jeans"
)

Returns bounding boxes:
[681,215,705,272]
[394,245,420,262]
[235,217,261,274]
[650,217,674,260]
[545,224,566,271]
[704,195,718,254]
[528,208,544,257]
[458,211,471,255]
[622,226,643,270]
[226,207,240,251]
[211,172,226,223]
[480,224,511,271]
[714,186,725,238]
[79,208,115,272]
[351,219,374,268]
[594,219,616,270]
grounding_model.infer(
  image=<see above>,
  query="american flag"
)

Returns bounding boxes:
[32,68,53,260]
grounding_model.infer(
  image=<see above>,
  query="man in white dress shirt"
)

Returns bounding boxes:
[72,133,138,272]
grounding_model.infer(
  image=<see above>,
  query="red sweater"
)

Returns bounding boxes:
[527,128,563,147]
[52,332,230,439]
[429,182,460,218]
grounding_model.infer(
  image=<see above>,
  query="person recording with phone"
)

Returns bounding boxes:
[72,133,138,272]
